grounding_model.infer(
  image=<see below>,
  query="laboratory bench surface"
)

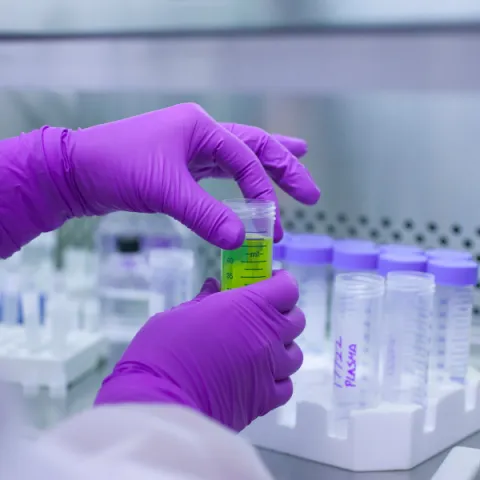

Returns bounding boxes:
[21,344,480,480]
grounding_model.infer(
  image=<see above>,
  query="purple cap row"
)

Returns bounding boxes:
[276,236,379,266]
[275,235,477,284]
[377,252,477,286]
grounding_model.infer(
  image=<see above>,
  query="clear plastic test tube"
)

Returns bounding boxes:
[377,254,428,376]
[382,272,435,406]
[22,291,42,352]
[48,292,71,357]
[330,272,384,438]
[221,199,275,291]
[284,234,333,355]
[427,259,478,386]
[149,248,195,315]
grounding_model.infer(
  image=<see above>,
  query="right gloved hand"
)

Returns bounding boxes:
[95,270,305,432]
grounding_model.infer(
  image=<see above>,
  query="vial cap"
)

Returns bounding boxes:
[426,248,473,261]
[427,259,478,286]
[379,244,424,255]
[273,233,292,261]
[378,253,427,276]
[333,244,379,271]
[335,238,375,249]
[284,234,333,265]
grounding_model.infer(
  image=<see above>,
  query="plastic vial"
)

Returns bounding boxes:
[149,247,195,316]
[1,253,23,325]
[98,234,151,340]
[330,272,385,438]
[426,249,473,261]
[427,259,478,386]
[284,235,333,355]
[379,244,424,256]
[83,299,101,333]
[221,199,275,291]
[96,212,194,339]
[332,244,379,274]
[48,292,71,357]
[378,253,427,276]
[382,272,435,406]
[22,291,42,352]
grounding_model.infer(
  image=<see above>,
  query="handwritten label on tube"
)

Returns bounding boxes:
[334,336,343,388]
[334,336,358,389]
[345,344,357,388]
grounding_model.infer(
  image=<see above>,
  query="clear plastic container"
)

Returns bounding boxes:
[98,240,151,341]
[220,199,275,291]
[332,244,379,274]
[382,272,435,406]
[426,249,473,261]
[379,244,424,256]
[284,234,333,355]
[63,247,97,296]
[330,272,385,438]
[96,212,193,341]
[427,259,478,386]
[20,231,57,272]
[377,253,427,276]
[1,252,23,325]
[149,248,195,315]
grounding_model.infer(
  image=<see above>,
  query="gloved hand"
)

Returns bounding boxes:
[0,103,319,258]
[94,270,305,432]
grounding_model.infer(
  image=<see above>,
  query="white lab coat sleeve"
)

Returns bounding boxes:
[14,405,274,480]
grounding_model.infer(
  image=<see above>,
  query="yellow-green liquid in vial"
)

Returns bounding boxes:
[221,234,273,291]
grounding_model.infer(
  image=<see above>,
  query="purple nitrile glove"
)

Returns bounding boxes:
[0,103,319,258]
[94,270,305,432]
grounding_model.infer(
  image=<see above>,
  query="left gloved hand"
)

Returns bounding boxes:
[0,103,319,258]
[95,271,305,432]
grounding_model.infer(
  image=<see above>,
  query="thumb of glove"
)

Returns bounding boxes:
[168,177,245,250]
[192,277,221,303]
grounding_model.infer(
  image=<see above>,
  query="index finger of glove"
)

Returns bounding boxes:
[196,116,283,242]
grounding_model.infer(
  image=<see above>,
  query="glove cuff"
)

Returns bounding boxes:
[0,127,82,258]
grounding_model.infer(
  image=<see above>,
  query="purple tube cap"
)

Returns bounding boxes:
[333,244,379,271]
[335,238,376,249]
[273,232,292,261]
[379,244,424,255]
[284,234,333,265]
[427,259,478,286]
[426,248,473,261]
[378,253,427,276]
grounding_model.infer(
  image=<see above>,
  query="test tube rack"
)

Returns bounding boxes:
[0,325,107,398]
[242,355,480,472]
